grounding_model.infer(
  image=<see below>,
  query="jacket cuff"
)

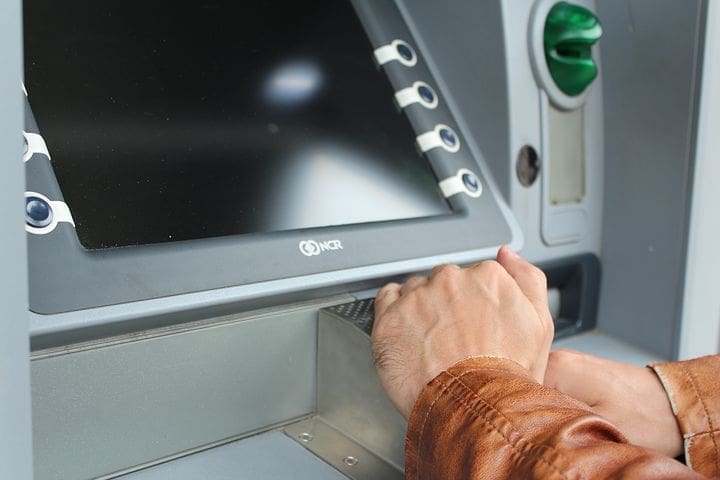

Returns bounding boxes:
[404,356,535,479]
[650,355,720,478]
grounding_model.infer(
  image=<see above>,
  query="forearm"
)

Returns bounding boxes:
[406,357,705,480]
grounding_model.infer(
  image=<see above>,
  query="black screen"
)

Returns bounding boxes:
[24,1,452,249]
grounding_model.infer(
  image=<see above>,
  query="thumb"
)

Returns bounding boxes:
[496,246,549,316]
[497,246,554,382]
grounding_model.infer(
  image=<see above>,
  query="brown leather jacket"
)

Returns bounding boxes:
[405,355,720,479]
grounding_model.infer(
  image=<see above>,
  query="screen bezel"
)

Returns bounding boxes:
[23,0,457,249]
[25,0,520,318]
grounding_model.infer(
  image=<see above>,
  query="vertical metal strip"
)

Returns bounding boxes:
[0,0,34,478]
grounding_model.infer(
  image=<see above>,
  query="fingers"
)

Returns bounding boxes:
[496,246,549,316]
[400,275,427,296]
[374,282,401,319]
[428,263,460,280]
[374,272,431,325]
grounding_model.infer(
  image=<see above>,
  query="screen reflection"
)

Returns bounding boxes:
[264,60,324,107]
[274,143,450,228]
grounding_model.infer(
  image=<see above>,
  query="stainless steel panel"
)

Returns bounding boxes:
[317,301,406,472]
[285,418,401,480]
[32,297,350,480]
[120,430,347,480]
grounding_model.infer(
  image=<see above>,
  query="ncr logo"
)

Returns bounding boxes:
[299,239,344,257]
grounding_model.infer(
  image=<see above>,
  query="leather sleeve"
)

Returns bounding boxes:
[405,357,708,479]
[650,355,720,478]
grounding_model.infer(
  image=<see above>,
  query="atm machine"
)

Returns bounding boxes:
[0,0,715,479]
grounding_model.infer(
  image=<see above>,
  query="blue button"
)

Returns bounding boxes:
[396,43,415,62]
[439,128,458,148]
[417,85,435,104]
[462,172,480,193]
[26,196,53,228]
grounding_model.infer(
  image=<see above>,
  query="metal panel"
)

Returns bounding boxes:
[554,331,661,366]
[120,431,347,480]
[31,299,349,480]
[317,302,406,472]
[678,0,720,360]
[0,0,34,477]
[285,418,401,480]
[596,0,706,358]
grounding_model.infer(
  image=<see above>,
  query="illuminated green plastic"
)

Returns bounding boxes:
[544,2,602,96]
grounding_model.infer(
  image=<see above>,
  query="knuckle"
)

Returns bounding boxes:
[435,263,460,275]
[474,259,504,276]
[473,261,514,290]
[431,264,461,282]
[378,283,399,297]
[401,276,429,297]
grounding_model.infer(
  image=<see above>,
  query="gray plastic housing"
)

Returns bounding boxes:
[0,0,34,477]
[25,0,522,346]
[399,0,604,262]
[594,0,706,359]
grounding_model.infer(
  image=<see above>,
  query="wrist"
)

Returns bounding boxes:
[646,364,687,458]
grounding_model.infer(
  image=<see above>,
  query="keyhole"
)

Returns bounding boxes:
[516,145,540,187]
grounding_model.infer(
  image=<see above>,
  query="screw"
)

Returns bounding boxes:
[343,456,359,467]
[298,432,313,443]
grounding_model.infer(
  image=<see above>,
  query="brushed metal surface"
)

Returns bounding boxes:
[32,297,350,480]
[317,302,407,471]
[121,430,347,480]
[285,417,401,480]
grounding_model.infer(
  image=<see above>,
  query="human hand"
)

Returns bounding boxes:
[545,349,683,457]
[372,246,554,419]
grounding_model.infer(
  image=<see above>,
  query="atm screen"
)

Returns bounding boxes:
[24,0,452,250]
